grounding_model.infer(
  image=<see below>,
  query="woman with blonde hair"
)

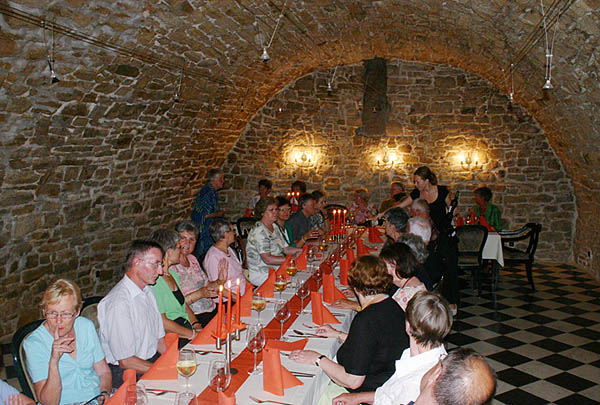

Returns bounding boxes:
[24,279,111,405]
[349,187,378,225]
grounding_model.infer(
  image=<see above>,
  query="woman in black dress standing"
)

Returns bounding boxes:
[399,166,459,315]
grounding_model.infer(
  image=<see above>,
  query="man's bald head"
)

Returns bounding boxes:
[434,348,496,405]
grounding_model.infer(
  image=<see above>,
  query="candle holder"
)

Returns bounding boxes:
[215,323,245,376]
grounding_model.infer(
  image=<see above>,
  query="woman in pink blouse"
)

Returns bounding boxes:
[204,218,247,302]
[173,220,223,326]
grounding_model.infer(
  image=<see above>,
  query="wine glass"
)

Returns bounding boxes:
[175,391,197,405]
[208,359,231,392]
[246,324,266,375]
[296,283,310,315]
[314,266,322,283]
[274,300,291,341]
[251,291,266,324]
[126,383,148,405]
[176,349,197,392]
[274,274,287,299]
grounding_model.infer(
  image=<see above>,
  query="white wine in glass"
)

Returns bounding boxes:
[274,274,287,299]
[177,349,197,392]
[251,291,266,324]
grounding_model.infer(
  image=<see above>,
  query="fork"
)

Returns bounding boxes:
[249,395,293,404]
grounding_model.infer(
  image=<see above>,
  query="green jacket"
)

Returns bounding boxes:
[473,203,502,231]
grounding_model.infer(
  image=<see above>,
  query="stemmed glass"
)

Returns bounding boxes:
[274,301,291,341]
[246,324,266,375]
[296,283,310,315]
[274,274,287,299]
[176,349,197,393]
[126,383,147,405]
[208,359,231,392]
[175,391,196,405]
[251,291,266,324]
[314,266,323,283]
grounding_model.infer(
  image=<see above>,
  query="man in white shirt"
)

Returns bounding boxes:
[98,240,167,388]
[333,291,453,405]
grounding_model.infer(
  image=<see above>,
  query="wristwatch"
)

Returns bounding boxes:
[315,354,326,367]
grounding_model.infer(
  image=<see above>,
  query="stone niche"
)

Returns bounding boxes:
[222,59,576,264]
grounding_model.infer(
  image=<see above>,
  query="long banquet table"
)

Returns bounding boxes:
[144,230,374,405]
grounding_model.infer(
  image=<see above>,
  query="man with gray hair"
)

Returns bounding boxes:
[413,347,496,405]
[407,216,432,244]
[191,168,225,258]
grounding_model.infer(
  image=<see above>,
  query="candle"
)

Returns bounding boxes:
[226,280,232,332]
[235,278,241,324]
[332,209,337,230]
[287,192,291,200]
[343,209,347,226]
[217,284,223,338]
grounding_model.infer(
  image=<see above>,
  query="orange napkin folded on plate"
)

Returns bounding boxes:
[339,258,349,286]
[356,239,376,257]
[368,226,384,243]
[141,333,179,380]
[256,268,276,298]
[276,255,291,275]
[266,338,308,351]
[263,347,303,396]
[218,391,236,405]
[190,313,223,344]
[346,248,355,266]
[296,251,307,271]
[311,292,339,325]
[234,284,253,318]
[322,273,345,303]
[106,368,136,405]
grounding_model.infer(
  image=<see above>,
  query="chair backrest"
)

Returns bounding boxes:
[81,296,103,333]
[500,222,542,260]
[11,319,44,400]
[456,225,488,262]
[236,217,258,239]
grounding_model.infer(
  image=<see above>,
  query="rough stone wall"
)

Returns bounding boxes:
[222,60,576,263]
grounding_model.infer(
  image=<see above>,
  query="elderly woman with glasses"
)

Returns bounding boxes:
[203,218,246,302]
[151,229,202,342]
[172,221,223,327]
[23,279,111,405]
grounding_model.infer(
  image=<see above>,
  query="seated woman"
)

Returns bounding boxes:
[246,197,302,286]
[349,187,377,225]
[151,229,202,342]
[309,190,330,235]
[204,218,246,303]
[380,242,427,311]
[471,186,502,231]
[290,256,409,404]
[24,279,111,405]
[172,220,221,327]
[273,196,300,248]
[333,291,453,405]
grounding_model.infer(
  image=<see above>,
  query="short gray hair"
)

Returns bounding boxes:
[411,198,430,214]
[397,233,429,264]
[150,229,180,251]
[408,217,432,243]
[385,207,409,233]
[176,220,200,238]
[209,218,231,243]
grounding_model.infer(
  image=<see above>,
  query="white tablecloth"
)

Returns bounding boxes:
[482,232,503,266]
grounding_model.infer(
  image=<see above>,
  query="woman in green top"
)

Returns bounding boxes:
[274,196,308,248]
[471,186,502,231]
[150,229,202,343]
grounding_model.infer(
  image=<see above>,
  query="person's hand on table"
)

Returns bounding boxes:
[331,298,360,311]
[315,324,342,338]
[341,288,355,298]
[289,349,320,364]
[331,392,365,405]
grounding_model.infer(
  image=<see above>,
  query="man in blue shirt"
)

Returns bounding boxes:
[191,168,225,258]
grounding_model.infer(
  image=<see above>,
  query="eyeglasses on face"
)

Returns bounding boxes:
[45,311,76,320]
[141,258,163,268]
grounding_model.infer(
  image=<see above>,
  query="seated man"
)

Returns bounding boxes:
[410,198,439,241]
[380,181,407,213]
[333,291,453,405]
[98,240,167,388]
[247,179,272,215]
[383,207,409,242]
[287,193,317,245]
[413,347,496,405]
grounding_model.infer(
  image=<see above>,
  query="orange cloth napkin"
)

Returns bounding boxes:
[106,368,136,405]
[234,285,253,318]
[256,268,276,298]
[356,239,376,257]
[141,333,179,380]
[319,261,333,274]
[266,338,308,351]
[296,250,307,271]
[368,226,384,243]
[262,347,303,396]
[311,292,339,325]
[322,273,346,303]
[479,215,495,231]
[339,258,349,286]
[346,248,355,266]
[218,391,236,405]
[191,313,225,344]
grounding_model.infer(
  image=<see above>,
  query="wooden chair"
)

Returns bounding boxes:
[11,319,44,400]
[456,225,488,296]
[499,223,542,291]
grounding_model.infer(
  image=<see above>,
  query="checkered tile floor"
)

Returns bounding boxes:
[2,263,599,403]
[448,263,600,404]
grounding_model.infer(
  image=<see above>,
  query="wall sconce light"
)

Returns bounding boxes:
[375,152,397,170]
[460,152,482,170]
[293,149,315,168]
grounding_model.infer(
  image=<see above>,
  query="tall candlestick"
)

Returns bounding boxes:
[332,209,337,231]
[217,284,223,338]
[226,280,232,332]
[343,209,347,226]
[235,278,241,323]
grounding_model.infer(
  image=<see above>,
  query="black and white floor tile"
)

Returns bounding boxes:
[1,263,599,404]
